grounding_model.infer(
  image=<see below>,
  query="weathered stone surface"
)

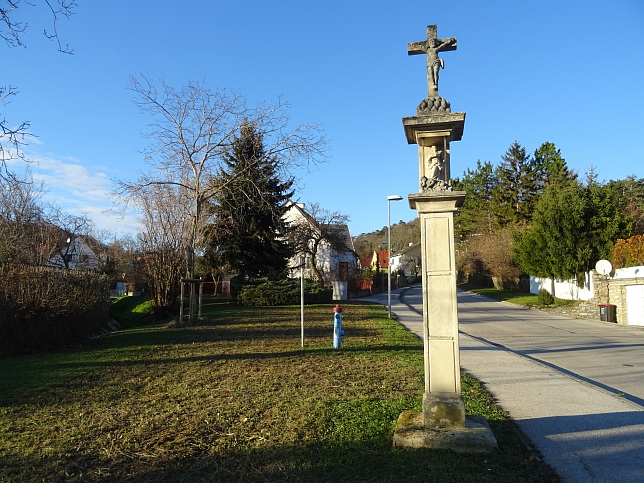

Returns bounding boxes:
[402,112,465,145]
[393,410,498,453]
[416,96,451,114]
[423,392,465,429]
[408,25,457,99]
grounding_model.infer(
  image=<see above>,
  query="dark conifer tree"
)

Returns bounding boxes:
[204,121,294,279]
[513,177,631,294]
[451,159,498,239]
[492,141,539,225]
[533,141,576,188]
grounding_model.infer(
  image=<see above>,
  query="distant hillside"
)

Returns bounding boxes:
[353,218,420,260]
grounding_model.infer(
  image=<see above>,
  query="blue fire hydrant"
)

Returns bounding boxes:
[333,304,344,349]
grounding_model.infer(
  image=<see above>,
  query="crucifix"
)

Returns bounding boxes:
[408,25,457,98]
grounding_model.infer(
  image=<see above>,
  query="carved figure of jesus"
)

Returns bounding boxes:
[408,25,457,98]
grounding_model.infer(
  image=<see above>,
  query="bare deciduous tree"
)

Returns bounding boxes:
[0,168,45,264]
[135,183,192,315]
[0,168,94,268]
[115,76,327,313]
[46,208,94,270]
[1,0,76,171]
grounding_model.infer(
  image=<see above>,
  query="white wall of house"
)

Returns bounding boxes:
[390,254,402,272]
[613,266,644,279]
[283,202,357,281]
[530,272,594,301]
[530,266,644,301]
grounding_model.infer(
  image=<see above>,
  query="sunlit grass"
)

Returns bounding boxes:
[459,283,577,308]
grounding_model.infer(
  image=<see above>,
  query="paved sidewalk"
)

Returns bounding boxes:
[357,287,644,483]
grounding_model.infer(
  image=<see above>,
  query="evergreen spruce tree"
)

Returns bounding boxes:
[533,141,576,188]
[204,121,294,279]
[605,175,644,235]
[513,177,631,294]
[451,159,498,239]
[492,141,540,225]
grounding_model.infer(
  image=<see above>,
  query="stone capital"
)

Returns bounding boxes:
[402,112,465,145]
[408,191,466,213]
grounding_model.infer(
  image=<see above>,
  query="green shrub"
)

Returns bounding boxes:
[239,278,332,306]
[537,288,554,306]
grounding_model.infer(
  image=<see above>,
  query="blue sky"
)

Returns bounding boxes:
[4,0,643,238]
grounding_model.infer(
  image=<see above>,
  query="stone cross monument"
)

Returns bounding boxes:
[408,25,457,99]
[393,25,497,453]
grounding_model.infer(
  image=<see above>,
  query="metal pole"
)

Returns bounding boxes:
[388,199,392,318]
[300,256,305,347]
[198,278,203,320]
[179,280,185,324]
[386,195,403,318]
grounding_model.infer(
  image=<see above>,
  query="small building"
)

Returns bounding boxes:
[372,250,389,270]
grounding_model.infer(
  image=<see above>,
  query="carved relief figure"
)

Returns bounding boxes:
[425,146,443,180]
[420,145,451,192]
[426,38,449,94]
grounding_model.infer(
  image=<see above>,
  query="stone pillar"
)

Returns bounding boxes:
[393,25,496,452]
[406,114,466,429]
[410,191,465,428]
[393,115,497,453]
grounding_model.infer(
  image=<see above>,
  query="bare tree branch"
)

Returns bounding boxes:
[115,75,328,283]
[1,0,76,172]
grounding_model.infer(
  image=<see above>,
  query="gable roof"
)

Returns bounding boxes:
[283,200,356,255]
[321,223,355,253]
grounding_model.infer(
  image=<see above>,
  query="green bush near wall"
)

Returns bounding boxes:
[239,278,332,306]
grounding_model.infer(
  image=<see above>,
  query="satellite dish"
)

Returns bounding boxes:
[595,259,613,275]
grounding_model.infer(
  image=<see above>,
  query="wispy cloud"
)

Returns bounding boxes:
[6,151,141,236]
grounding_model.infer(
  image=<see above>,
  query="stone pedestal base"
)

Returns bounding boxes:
[393,410,498,453]
[423,392,465,428]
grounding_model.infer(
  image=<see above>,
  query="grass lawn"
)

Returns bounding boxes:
[458,283,577,308]
[0,299,559,482]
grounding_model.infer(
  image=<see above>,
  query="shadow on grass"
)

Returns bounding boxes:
[0,420,558,482]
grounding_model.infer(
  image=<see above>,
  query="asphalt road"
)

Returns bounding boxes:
[403,287,644,407]
[394,286,644,483]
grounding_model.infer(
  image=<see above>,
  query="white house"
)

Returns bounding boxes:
[283,202,358,292]
[49,236,104,270]
[390,243,421,276]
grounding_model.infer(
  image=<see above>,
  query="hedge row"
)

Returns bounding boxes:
[0,265,110,357]
[239,278,332,306]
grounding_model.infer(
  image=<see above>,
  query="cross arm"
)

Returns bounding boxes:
[439,37,458,51]
[408,41,428,55]
[407,37,458,56]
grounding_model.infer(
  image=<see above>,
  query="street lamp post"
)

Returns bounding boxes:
[387,195,403,318]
